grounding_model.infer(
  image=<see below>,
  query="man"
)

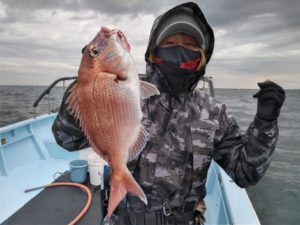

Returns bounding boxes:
[52,2,285,224]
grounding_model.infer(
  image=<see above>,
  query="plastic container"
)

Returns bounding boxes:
[69,159,88,183]
[88,153,106,187]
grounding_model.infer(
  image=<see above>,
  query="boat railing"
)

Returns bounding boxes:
[199,76,215,97]
[32,75,215,116]
[32,76,77,117]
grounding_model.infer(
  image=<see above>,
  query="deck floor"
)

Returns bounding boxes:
[0,158,70,223]
[0,157,227,225]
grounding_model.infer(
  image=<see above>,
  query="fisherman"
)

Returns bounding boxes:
[52,2,285,225]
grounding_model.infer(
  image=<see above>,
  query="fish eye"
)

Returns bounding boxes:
[89,47,100,58]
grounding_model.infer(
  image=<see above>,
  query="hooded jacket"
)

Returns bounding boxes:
[52,1,278,218]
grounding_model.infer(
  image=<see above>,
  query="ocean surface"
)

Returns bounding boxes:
[0,85,299,225]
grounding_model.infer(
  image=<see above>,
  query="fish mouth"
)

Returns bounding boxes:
[89,27,119,59]
[100,27,125,62]
[101,26,112,35]
[90,27,130,72]
[100,26,117,39]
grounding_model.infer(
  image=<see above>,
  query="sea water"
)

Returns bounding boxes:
[216,89,300,225]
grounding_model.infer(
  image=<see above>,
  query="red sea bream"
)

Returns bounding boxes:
[66,27,160,218]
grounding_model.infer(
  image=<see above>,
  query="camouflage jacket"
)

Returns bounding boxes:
[52,68,278,214]
[52,1,279,217]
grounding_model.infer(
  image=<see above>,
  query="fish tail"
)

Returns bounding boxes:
[107,168,147,219]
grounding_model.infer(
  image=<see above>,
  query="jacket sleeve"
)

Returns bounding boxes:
[213,104,279,188]
[51,81,90,151]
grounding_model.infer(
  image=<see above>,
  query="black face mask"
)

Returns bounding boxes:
[153,47,204,95]
[154,46,200,70]
[155,63,202,96]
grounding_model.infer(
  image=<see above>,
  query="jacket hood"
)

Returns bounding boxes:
[145,2,215,76]
[144,2,215,96]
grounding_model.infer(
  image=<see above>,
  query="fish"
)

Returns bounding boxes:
[66,26,160,218]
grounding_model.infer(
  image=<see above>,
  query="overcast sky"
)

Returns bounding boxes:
[0,0,299,89]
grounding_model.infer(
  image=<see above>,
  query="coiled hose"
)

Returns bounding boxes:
[25,182,92,225]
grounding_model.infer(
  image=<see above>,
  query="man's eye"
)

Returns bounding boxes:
[165,41,175,45]
[186,42,197,47]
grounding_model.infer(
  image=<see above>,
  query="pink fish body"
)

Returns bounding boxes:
[66,27,160,218]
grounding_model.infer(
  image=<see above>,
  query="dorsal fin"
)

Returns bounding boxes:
[140,81,160,100]
[128,126,149,162]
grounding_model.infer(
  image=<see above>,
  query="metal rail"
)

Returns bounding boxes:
[201,76,215,97]
[32,74,214,116]
[33,76,77,108]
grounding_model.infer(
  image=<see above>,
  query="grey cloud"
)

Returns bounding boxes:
[204,0,300,28]
[211,56,300,76]
[203,0,300,57]
[0,39,80,64]
[2,0,299,28]
[1,0,184,16]
[0,0,299,88]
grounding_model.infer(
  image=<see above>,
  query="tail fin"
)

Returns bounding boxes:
[107,169,147,219]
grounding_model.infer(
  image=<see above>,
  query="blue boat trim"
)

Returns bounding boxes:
[0,138,8,176]
[29,123,47,160]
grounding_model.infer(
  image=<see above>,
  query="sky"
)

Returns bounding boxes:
[0,0,299,89]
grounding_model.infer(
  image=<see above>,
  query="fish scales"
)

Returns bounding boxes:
[92,76,140,154]
[66,27,160,219]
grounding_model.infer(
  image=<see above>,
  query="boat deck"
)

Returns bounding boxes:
[0,114,260,224]
[0,159,70,221]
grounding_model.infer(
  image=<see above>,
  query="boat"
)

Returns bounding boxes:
[0,77,260,225]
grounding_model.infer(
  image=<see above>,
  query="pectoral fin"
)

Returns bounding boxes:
[140,80,160,100]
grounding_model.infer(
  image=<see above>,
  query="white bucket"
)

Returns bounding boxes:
[87,153,105,187]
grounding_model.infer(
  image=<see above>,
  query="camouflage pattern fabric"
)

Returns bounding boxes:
[122,68,278,215]
[52,67,278,224]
